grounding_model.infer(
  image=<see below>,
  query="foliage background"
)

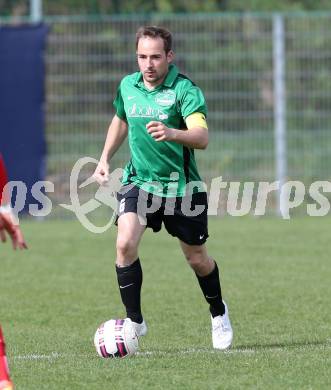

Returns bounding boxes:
[1,0,331,17]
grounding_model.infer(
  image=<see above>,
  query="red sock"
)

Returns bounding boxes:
[0,326,11,382]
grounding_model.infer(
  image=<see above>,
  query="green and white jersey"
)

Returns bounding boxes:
[113,64,207,197]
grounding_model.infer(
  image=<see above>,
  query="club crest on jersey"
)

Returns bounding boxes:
[155,90,176,107]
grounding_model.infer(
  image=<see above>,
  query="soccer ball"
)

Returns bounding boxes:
[94,318,138,358]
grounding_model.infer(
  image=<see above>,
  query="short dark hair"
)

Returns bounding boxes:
[136,26,172,54]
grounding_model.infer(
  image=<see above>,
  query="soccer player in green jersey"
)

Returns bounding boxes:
[94,26,233,349]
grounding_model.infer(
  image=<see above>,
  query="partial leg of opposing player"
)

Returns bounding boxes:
[0,327,13,390]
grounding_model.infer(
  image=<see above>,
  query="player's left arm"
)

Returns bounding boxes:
[0,154,27,250]
[146,112,208,150]
[0,210,28,250]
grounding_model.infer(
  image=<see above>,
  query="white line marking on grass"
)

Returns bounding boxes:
[136,343,331,356]
[15,352,62,360]
[136,347,256,356]
[13,348,255,361]
[12,342,330,361]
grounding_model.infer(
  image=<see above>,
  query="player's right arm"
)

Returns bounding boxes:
[93,114,128,185]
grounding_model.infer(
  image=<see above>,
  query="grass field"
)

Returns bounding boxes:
[1,217,330,389]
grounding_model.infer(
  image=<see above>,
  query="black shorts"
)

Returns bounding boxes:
[116,185,209,246]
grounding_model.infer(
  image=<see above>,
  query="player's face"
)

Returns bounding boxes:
[137,37,173,89]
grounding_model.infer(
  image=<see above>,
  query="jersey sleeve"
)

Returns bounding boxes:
[0,154,9,205]
[180,85,207,120]
[113,83,126,120]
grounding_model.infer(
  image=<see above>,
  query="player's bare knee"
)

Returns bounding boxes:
[186,256,202,270]
[184,249,205,268]
[183,246,213,275]
[116,236,137,259]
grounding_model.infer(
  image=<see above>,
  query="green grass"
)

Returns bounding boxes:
[1,217,330,389]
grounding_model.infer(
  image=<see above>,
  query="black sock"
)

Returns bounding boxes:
[116,258,143,323]
[196,261,225,317]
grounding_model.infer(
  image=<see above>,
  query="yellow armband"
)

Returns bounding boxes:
[185,112,208,129]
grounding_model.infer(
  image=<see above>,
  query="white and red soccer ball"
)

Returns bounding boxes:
[94,318,138,358]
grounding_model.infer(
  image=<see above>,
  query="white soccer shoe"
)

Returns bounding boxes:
[131,319,148,337]
[211,301,233,350]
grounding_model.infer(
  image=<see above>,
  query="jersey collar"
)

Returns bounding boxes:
[135,64,179,90]
[163,64,178,87]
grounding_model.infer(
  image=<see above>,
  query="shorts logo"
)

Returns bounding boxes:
[119,198,126,213]
[155,90,176,107]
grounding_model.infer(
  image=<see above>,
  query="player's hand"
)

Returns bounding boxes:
[0,211,28,250]
[146,121,176,142]
[93,160,110,186]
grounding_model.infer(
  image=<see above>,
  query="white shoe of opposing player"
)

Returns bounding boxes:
[211,301,233,350]
[131,319,148,337]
